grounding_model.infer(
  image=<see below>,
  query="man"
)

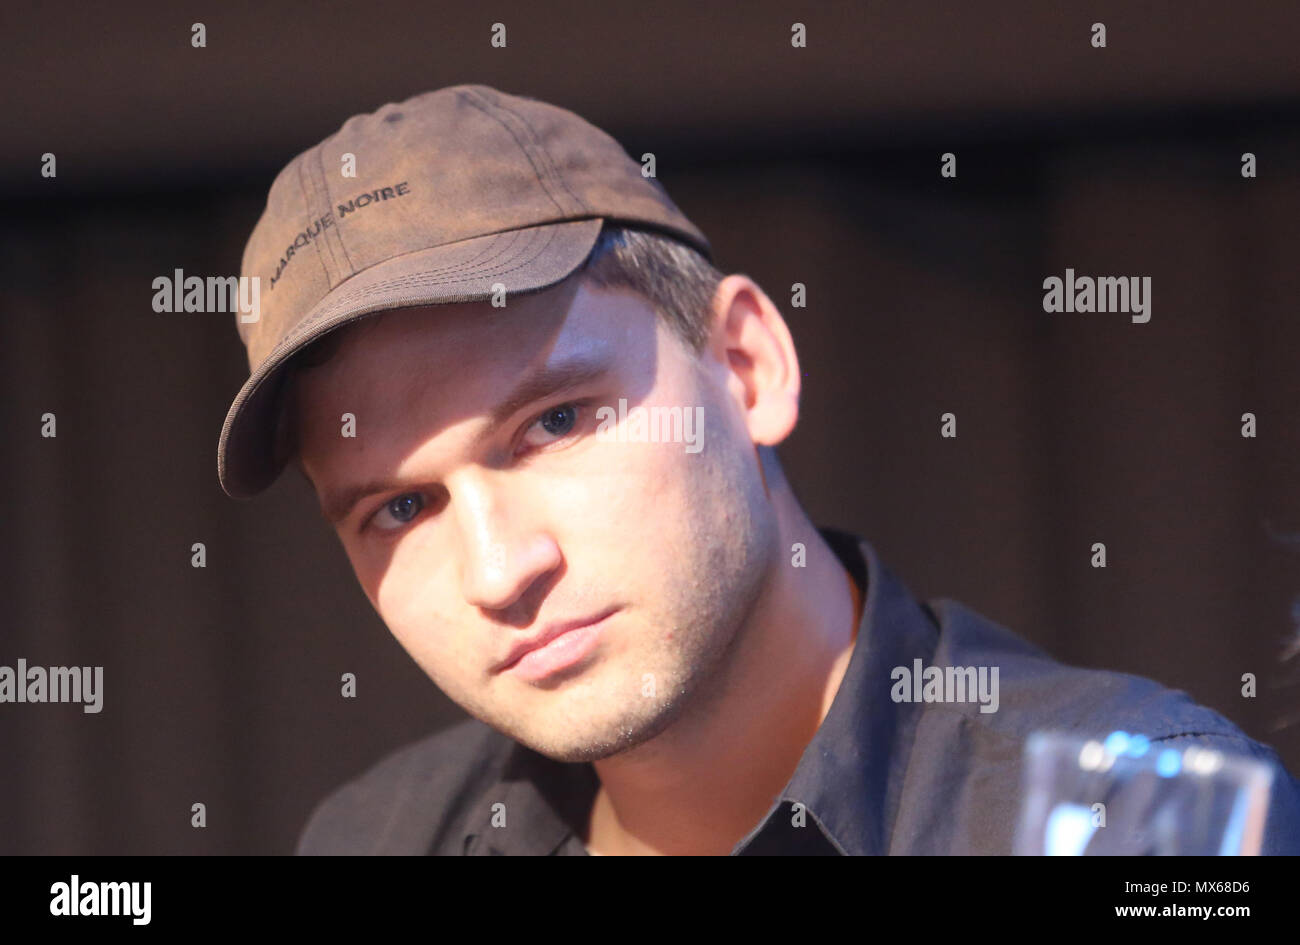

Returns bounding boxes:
[219,84,1300,855]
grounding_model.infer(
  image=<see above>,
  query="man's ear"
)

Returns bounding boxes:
[706,274,801,447]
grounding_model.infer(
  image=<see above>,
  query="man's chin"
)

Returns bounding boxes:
[500,697,687,764]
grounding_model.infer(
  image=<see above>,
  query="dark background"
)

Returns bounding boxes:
[2,0,1299,854]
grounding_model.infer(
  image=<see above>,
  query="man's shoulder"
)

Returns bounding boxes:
[925,596,1253,740]
[295,716,515,855]
[897,596,1300,853]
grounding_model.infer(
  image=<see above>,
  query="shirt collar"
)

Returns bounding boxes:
[466,527,935,855]
[743,527,937,854]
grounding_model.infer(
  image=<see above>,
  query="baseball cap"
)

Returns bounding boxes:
[217,83,712,499]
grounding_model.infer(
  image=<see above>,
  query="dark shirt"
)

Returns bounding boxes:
[296,528,1300,854]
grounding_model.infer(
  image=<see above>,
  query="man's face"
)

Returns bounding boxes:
[294,276,779,762]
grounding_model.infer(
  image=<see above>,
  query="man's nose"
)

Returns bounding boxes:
[449,472,561,612]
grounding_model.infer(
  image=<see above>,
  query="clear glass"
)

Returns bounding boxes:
[1013,730,1275,855]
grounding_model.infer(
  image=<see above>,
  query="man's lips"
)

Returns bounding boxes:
[493,607,619,676]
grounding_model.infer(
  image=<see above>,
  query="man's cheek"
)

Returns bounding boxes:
[634,444,701,515]
[390,621,468,684]
[374,537,445,614]
[598,437,687,502]
[375,601,437,675]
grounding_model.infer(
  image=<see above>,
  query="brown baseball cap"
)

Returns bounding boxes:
[218,83,712,499]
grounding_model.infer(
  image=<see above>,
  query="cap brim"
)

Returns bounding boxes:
[217,216,606,499]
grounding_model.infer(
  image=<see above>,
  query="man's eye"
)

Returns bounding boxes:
[520,403,582,450]
[372,493,425,531]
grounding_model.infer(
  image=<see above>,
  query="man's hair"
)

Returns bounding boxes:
[275,222,725,473]
[578,222,723,352]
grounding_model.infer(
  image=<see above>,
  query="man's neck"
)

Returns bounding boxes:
[583,504,863,856]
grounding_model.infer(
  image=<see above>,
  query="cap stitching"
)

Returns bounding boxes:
[283,228,522,339]
[313,226,559,299]
[271,221,584,355]
[264,229,520,359]
[286,229,556,334]
[296,147,337,288]
[267,225,555,357]
[455,88,579,218]
[347,225,531,281]
[318,135,357,277]
[312,141,350,279]
[493,97,589,216]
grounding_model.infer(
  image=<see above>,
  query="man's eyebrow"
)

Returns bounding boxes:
[482,352,612,433]
[320,475,407,526]
[317,353,613,526]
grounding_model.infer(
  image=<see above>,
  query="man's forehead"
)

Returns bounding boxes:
[293,281,659,488]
